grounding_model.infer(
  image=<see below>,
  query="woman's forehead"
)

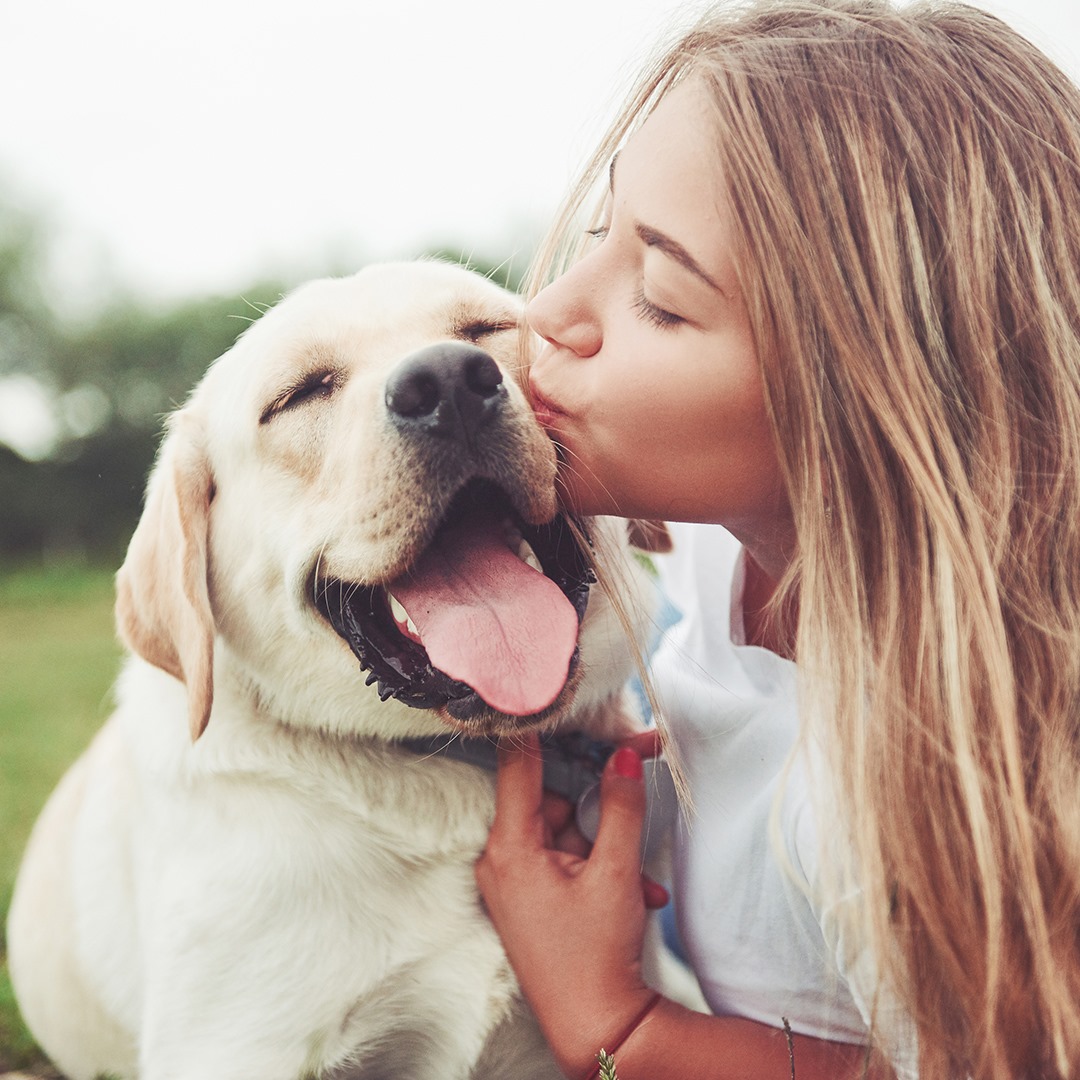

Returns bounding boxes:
[614,78,738,294]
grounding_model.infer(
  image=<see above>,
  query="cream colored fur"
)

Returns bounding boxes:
[7,261,668,1080]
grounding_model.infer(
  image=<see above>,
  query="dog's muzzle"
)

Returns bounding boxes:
[314,481,594,723]
[385,342,506,449]
[314,341,595,726]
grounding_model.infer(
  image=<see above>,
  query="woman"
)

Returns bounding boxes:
[475,2,1080,1078]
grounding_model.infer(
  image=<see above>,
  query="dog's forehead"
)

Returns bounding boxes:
[285,262,519,328]
[213,262,521,396]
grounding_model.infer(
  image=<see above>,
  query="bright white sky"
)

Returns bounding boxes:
[1,0,1078,308]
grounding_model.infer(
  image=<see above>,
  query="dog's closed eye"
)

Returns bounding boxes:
[260,370,340,424]
[456,319,518,342]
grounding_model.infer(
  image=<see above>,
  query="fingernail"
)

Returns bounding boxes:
[612,747,643,780]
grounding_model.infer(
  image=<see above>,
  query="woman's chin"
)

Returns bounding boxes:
[555,472,606,518]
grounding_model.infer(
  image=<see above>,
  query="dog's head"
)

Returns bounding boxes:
[115,260,663,743]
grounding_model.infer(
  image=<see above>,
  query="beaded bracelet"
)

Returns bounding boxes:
[584,992,663,1080]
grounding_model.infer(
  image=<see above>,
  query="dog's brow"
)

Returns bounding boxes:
[452,308,520,341]
[260,365,340,424]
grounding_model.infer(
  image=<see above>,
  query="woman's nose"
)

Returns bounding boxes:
[526,273,602,358]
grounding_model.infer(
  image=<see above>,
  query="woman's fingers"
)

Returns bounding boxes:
[488,734,670,906]
[489,732,547,848]
[587,747,671,907]
[618,728,663,759]
[642,876,671,909]
[591,748,647,868]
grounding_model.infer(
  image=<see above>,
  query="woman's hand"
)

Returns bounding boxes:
[477,730,893,1080]
[475,732,667,1079]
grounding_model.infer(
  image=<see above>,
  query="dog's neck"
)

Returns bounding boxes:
[397,730,615,804]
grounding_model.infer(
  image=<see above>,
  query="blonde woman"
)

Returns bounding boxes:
[475,2,1080,1078]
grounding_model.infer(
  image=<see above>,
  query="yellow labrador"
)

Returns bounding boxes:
[7,261,670,1080]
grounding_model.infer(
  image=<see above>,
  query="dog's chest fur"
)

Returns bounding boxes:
[79,660,559,1079]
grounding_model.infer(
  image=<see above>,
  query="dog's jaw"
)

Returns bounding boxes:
[310,480,597,734]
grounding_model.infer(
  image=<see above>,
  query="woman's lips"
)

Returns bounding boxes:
[528,381,568,431]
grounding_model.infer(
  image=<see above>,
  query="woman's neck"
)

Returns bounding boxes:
[741,551,797,659]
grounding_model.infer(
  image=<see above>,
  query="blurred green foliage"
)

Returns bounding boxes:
[0,191,524,568]
[0,566,119,1073]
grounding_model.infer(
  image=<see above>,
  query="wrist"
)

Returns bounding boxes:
[542,982,661,1080]
[592,994,696,1079]
[582,991,663,1080]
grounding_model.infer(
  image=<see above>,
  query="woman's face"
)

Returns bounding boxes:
[527,78,793,565]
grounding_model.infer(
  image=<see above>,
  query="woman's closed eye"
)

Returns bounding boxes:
[633,288,684,329]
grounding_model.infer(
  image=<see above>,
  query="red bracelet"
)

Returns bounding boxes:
[584,992,663,1080]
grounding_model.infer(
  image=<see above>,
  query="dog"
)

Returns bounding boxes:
[7,260,677,1080]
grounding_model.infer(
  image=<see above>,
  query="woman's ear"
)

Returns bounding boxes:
[115,411,216,741]
[627,519,673,554]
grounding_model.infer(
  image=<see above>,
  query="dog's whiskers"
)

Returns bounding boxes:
[550,439,620,509]
[227,296,277,328]
[483,252,522,287]
[309,499,356,617]
[408,728,466,765]
[311,545,330,605]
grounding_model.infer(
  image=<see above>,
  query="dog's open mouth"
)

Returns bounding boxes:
[314,480,594,721]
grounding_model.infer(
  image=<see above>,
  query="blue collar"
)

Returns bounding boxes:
[398,729,678,859]
[397,730,614,804]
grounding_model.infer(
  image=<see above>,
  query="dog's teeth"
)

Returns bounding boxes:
[388,592,408,623]
[517,539,543,575]
[501,520,542,574]
[387,591,421,640]
[503,521,524,549]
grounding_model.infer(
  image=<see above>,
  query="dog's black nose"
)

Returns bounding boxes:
[385,343,506,444]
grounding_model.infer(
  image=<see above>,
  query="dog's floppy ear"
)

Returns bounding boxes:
[627,519,673,554]
[115,411,215,741]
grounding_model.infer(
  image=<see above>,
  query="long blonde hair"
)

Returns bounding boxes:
[529,2,1080,1076]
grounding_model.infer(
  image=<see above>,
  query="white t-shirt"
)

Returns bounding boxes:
[651,521,918,1075]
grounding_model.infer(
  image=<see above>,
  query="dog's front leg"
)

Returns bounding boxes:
[136,908,338,1080]
[129,789,389,1080]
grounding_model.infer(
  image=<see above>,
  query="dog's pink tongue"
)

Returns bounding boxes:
[388,514,578,716]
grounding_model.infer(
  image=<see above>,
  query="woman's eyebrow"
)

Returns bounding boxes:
[636,223,724,293]
[608,152,725,294]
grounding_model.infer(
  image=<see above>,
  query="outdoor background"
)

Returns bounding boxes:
[1,0,1077,1072]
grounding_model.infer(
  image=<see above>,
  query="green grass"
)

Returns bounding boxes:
[0,563,120,1073]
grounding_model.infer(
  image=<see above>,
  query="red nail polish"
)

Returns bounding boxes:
[612,747,644,780]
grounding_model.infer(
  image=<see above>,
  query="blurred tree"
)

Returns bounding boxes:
[0,287,290,565]
[0,196,64,391]
[0,188,296,564]
[0,196,524,567]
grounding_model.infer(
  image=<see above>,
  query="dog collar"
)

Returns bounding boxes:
[397,730,677,858]
[398,730,613,804]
